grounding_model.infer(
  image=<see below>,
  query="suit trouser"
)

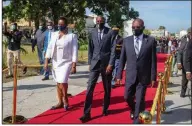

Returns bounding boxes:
[7,49,24,75]
[42,50,50,78]
[124,78,147,123]
[111,59,120,86]
[181,70,189,95]
[84,69,112,114]
[37,47,44,75]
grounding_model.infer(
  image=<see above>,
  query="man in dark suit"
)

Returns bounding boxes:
[79,16,116,122]
[177,27,191,97]
[116,18,157,124]
[184,27,192,80]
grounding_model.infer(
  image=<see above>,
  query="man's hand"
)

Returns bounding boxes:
[116,79,122,85]
[4,22,7,26]
[186,73,192,80]
[151,81,156,88]
[106,65,113,74]
[71,67,76,74]
[177,64,182,70]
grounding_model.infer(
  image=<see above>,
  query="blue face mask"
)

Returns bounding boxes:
[39,25,43,30]
[11,25,16,30]
[58,25,66,31]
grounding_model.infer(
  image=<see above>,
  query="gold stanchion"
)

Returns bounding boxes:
[3,59,27,124]
[161,59,172,114]
[139,110,152,124]
[166,55,174,95]
[12,60,18,123]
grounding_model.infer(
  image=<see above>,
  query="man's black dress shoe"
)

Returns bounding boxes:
[130,111,134,120]
[102,110,109,116]
[79,113,91,123]
[180,94,186,98]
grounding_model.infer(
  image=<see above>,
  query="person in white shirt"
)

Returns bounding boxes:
[44,17,78,111]
[168,39,172,54]
[171,40,178,76]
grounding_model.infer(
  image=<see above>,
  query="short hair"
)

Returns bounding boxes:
[58,16,68,25]
[96,16,105,22]
[11,22,17,26]
[39,21,46,26]
[133,18,144,26]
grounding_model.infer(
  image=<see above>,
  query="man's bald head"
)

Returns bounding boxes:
[96,16,105,30]
[132,18,144,27]
[132,18,145,36]
[96,16,105,23]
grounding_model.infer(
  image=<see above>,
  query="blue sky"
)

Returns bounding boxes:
[3,1,191,33]
[129,1,191,33]
[86,1,191,33]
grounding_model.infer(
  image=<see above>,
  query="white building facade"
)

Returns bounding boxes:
[150,29,165,37]
[179,30,187,38]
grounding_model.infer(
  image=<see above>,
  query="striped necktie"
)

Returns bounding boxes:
[135,37,140,58]
[98,32,101,42]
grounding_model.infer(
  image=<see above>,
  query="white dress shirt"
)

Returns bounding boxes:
[134,34,143,52]
[98,29,104,39]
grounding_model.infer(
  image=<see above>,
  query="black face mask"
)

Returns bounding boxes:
[97,23,105,29]
[113,30,119,36]
[132,28,144,36]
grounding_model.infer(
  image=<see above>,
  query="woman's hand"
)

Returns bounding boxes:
[71,67,76,74]
[44,58,49,71]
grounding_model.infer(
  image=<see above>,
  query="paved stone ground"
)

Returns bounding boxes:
[2,66,191,124]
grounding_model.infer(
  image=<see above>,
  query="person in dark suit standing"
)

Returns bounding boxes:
[116,18,157,124]
[177,27,191,97]
[79,16,116,122]
[184,27,192,80]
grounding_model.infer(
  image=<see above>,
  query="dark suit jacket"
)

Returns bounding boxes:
[32,29,47,50]
[177,37,189,68]
[116,34,157,85]
[184,38,192,72]
[88,27,116,71]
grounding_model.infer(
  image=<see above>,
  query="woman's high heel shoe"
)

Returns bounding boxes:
[64,105,69,111]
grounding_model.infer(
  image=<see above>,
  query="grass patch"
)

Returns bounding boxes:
[2,44,88,83]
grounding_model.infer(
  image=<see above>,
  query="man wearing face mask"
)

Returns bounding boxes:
[177,27,192,97]
[111,26,123,88]
[116,18,157,124]
[79,16,116,122]
[41,21,55,80]
[32,21,47,75]
[3,22,27,78]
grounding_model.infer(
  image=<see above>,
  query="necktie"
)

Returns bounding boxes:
[98,32,101,42]
[135,37,139,58]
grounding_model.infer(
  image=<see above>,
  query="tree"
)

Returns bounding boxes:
[143,29,151,35]
[3,0,139,32]
[87,0,139,29]
[159,26,166,30]
[170,33,175,36]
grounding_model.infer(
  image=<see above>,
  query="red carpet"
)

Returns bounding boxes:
[26,54,168,124]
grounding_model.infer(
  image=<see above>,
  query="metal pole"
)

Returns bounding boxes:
[12,59,18,123]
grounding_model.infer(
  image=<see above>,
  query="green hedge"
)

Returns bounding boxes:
[79,44,88,51]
